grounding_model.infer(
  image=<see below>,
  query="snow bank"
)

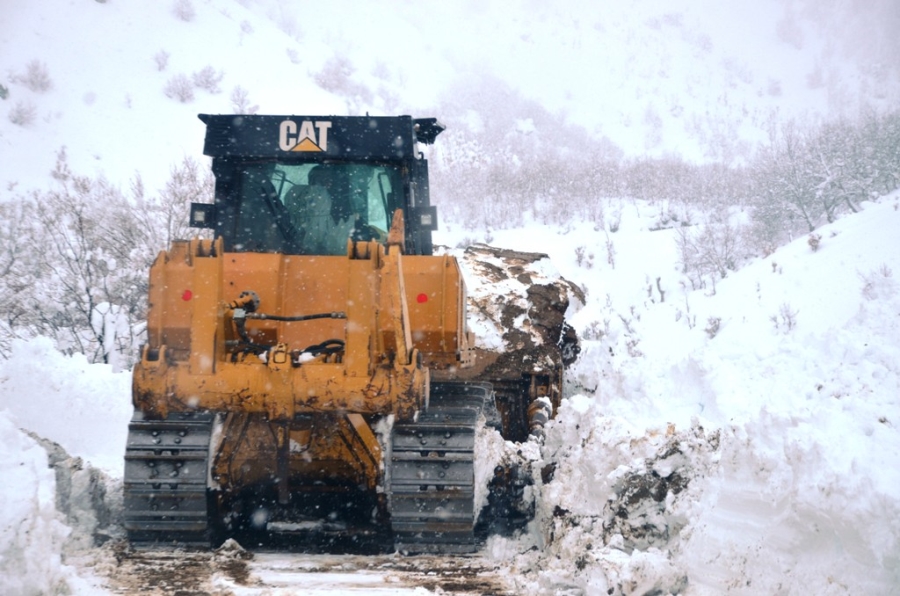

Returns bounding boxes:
[672,284,900,593]
[487,400,718,595]
[0,338,131,595]
[484,198,900,594]
[0,411,75,595]
[0,337,133,475]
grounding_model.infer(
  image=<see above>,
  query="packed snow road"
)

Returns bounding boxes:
[78,542,514,595]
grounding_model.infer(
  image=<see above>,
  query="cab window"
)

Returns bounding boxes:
[230,162,404,255]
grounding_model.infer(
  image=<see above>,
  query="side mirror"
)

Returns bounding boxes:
[189,203,216,229]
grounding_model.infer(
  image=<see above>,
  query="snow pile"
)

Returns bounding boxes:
[0,338,131,595]
[670,284,900,592]
[0,412,74,595]
[450,243,583,357]
[484,197,900,594]
[0,337,133,475]
[472,417,508,519]
[488,399,719,595]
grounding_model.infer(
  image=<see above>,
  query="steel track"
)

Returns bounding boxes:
[123,411,215,546]
[388,382,492,554]
[123,384,498,554]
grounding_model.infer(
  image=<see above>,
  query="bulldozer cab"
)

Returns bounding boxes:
[191,114,443,256]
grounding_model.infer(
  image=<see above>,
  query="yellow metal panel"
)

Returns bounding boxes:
[189,239,224,375]
[344,256,377,377]
[133,354,426,421]
[148,242,194,351]
[219,253,351,349]
[403,255,466,362]
[135,238,429,422]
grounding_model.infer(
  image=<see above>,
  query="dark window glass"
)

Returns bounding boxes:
[231,162,404,255]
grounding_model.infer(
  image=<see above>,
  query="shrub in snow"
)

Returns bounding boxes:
[574,246,594,268]
[12,59,52,93]
[192,65,223,94]
[807,232,821,252]
[8,100,36,126]
[607,208,621,233]
[582,320,607,341]
[704,316,721,338]
[153,49,169,71]
[274,11,301,40]
[0,83,8,99]
[748,112,900,250]
[605,234,616,269]
[770,302,798,332]
[314,54,373,108]
[229,85,258,114]
[676,214,747,290]
[314,56,354,92]
[645,277,665,303]
[860,264,895,301]
[0,152,213,367]
[172,0,195,22]
[163,73,194,102]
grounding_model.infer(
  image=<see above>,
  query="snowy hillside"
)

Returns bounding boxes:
[2,0,899,195]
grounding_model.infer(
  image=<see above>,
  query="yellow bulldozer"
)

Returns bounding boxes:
[124,114,577,553]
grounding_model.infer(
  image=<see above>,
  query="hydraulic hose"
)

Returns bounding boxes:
[243,312,347,322]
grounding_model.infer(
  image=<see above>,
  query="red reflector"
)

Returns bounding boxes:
[416,293,428,304]
[182,290,193,301]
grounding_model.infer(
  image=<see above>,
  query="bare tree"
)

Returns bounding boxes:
[676,213,745,290]
[0,152,213,368]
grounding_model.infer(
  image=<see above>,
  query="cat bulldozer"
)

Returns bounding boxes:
[124,114,574,553]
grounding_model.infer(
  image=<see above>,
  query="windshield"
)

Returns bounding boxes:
[231,162,404,255]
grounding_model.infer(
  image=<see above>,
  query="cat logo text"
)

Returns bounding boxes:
[278,120,332,152]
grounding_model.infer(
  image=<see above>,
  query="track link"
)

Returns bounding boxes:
[123,411,215,546]
[388,382,491,554]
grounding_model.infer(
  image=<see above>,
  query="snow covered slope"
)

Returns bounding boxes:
[0,0,343,194]
[2,0,898,196]
[472,196,900,594]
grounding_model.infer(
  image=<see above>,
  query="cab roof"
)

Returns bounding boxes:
[198,114,444,161]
